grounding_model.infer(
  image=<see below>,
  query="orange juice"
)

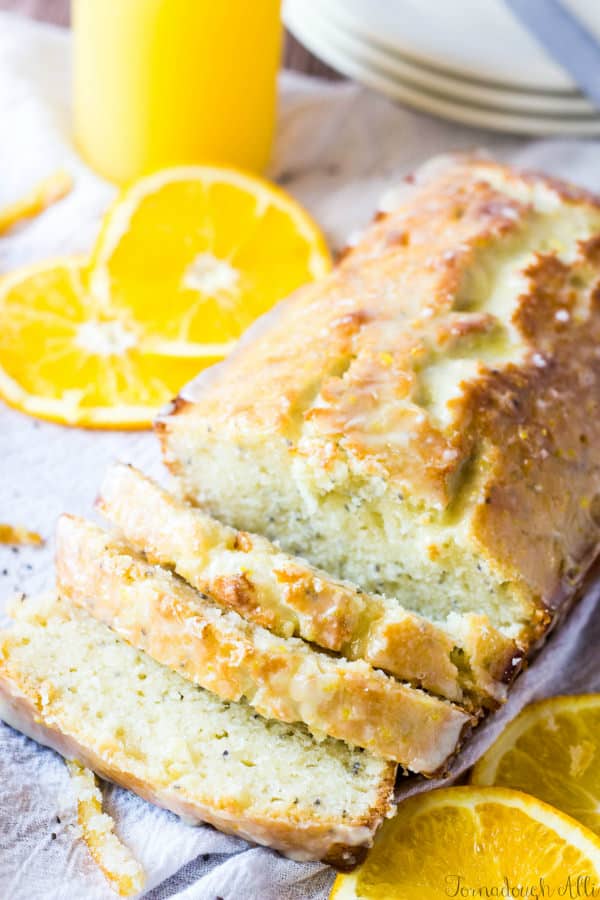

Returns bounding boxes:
[72,0,282,183]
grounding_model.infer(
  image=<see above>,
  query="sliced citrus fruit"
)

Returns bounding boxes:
[0,170,73,235]
[330,786,600,899]
[0,169,329,428]
[471,694,600,836]
[89,165,331,353]
[0,258,212,428]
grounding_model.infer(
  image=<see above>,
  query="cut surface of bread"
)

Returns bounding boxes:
[158,158,600,655]
[56,515,473,772]
[0,593,396,869]
[97,463,520,708]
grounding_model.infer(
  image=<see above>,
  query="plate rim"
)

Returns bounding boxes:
[315,2,594,115]
[284,0,600,136]
[287,0,579,94]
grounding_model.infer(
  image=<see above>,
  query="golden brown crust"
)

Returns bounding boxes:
[56,515,473,771]
[97,464,519,708]
[0,674,395,870]
[158,158,600,648]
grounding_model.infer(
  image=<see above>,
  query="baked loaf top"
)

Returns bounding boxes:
[0,593,396,869]
[159,158,600,650]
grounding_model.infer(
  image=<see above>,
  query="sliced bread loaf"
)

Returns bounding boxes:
[55,515,473,772]
[97,463,519,708]
[157,158,600,655]
[0,592,396,869]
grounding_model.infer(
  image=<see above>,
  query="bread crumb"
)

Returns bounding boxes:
[66,761,145,897]
[0,524,44,546]
[0,170,73,235]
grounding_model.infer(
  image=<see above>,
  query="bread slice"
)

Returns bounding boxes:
[55,515,473,772]
[157,158,600,656]
[97,463,520,709]
[0,592,396,868]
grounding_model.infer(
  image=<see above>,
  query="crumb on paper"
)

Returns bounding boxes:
[66,760,145,897]
[0,524,44,546]
[0,169,73,236]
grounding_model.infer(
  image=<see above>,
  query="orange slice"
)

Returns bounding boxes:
[0,258,209,428]
[330,786,600,899]
[89,165,331,353]
[471,694,600,836]
[0,168,330,428]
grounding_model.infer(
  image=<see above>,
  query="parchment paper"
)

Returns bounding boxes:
[1,12,600,900]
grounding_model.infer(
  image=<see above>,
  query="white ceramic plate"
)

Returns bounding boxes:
[306,0,600,93]
[284,0,600,136]
[319,2,596,116]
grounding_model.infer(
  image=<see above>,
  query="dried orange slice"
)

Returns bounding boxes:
[471,694,600,836]
[330,786,600,899]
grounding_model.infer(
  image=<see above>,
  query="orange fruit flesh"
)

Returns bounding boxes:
[91,171,330,346]
[0,260,210,427]
[0,167,331,428]
[471,694,600,836]
[331,786,600,899]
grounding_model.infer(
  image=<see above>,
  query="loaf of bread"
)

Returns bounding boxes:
[158,158,600,660]
[0,592,396,868]
[98,463,518,708]
[56,515,473,771]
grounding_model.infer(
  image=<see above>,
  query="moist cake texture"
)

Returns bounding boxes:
[56,514,472,771]
[0,593,396,868]
[97,463,519,708]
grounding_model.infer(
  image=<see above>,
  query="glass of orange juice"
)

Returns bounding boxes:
[72,0,282,183]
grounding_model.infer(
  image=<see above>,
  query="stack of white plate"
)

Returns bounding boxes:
[284,0,600,135]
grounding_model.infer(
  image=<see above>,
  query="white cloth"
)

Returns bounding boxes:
[1,11,600,899]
